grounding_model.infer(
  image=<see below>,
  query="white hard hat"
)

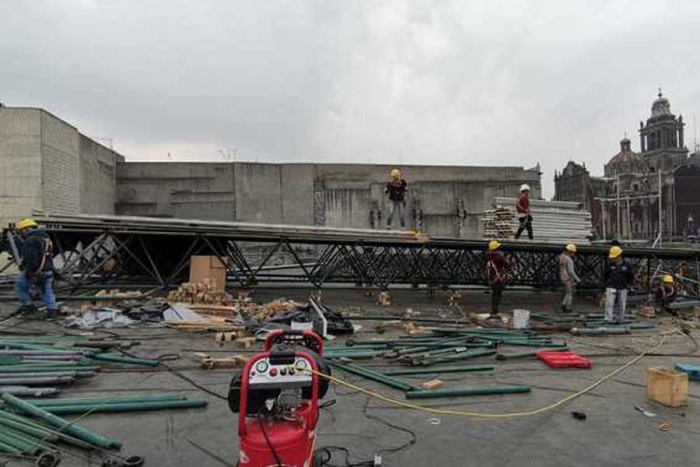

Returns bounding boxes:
[520,184,531,192]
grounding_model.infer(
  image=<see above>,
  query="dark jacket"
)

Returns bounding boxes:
[603,260,633,290]
[486,251,509,284]
[20,230,53,276]
[655,285,677,306]
[385,179,407,202]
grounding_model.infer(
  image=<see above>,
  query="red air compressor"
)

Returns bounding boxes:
[229,330,331,467]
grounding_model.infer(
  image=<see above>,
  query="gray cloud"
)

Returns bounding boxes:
[2,0,700,197]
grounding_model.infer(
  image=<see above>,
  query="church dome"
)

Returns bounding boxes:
[650,90,673,119]
[607,137,640,167]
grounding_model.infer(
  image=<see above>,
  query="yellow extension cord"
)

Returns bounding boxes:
[307,334,669,420]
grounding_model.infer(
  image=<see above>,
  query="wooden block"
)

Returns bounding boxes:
[646,367,688,407]
[234,337,257,349]
[215,332,239,343]
[637,305,656,318]
[199,354,249,369]
[422,379,444,390]
[378,291,391,306]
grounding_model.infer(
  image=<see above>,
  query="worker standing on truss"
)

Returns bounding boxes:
[559,244,581,313]
[385,168,408,230]
[486,240,510,318]
[603,246,634,323]
[13,218,58,319]
[514,184,533,240]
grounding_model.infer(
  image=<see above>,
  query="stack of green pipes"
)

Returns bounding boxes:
[0,393,207,461]
[0,335,163,396]
[323,327,572,399]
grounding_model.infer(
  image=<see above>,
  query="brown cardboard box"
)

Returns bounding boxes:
[189,256,227,291]
[646,367,688,407]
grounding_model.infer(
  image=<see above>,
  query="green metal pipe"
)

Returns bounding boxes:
[0,410,95,451]
[383,365,495,376]
[498,342,568,348]
[30,394,186,407]
[43,399,208,415]
[405,385,532,399]
[0,342,97,353]
[324,350,380,359]
[329,362,418,392]
[89,353,160,367]
[417,348,496,366]
[496,347,569,360]
[0,415,59,441]
[1,425,56,454]
[0,429,41,455]
[0,365,101,373]
[0,371,96,379]
[0,438,23,455]
[2,394,121,449]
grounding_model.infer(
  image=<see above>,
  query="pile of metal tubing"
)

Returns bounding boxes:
[324,327,574,400]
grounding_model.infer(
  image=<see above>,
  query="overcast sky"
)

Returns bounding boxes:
[3,0,700,198]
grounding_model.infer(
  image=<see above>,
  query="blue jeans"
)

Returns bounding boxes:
[387,201,406,228]
[14,271,57,309]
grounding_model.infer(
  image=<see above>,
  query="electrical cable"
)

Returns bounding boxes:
[258,414,283,467]
[305,333,668,419]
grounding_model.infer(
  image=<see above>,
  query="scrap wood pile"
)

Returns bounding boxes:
[481,206,515,239]
[166,280,234,305]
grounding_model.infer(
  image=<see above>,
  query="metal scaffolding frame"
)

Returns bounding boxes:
[2,214,699,295]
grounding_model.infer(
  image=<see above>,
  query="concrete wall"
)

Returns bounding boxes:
[41,111,80,215]
[116,162,541,238]
[117,163,236,220]
[79,136,123,215]
[0,107,126,225]
[0,108,42,226]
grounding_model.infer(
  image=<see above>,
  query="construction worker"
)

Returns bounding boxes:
[13,218,58,318]
[385,168,408,230]
[603,246,634,323]
[559,244,581,313]
[486,240,510,317]
[514,184,533,240]
[655,275,677,312]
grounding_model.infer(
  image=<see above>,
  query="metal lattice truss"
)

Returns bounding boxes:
[3,214,698,295]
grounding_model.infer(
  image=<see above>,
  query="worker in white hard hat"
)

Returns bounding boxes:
[514,184,533,240]
[559,244,581,313]
[603,246,634,323]
[385,169,408,230]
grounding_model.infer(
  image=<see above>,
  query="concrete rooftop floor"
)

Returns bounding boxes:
[1,288,700,467]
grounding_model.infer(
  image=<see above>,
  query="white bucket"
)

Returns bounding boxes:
[513,309,530,329]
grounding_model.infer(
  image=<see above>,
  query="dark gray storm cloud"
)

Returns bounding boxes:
[2,0,700,197]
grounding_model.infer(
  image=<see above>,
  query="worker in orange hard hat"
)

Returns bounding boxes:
[655,275,678,313]
[486,240,510,318]
[385,169,408,230]
[603,245,634,323]
[13,218,58,318]
[559,244,581,313]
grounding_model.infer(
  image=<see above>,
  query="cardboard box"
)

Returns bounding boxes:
[189,256,227,291]
[646,367,688,407]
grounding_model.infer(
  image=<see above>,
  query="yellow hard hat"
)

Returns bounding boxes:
[488,240,501,251]
[662,275,674,284]
[565,244,577,253]
[17,218,38,230]
[609,246,623,259]
[390,169,401,178]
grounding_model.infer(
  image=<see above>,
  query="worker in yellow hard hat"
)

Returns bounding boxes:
[603,245,634,323]
[385,169,408,230]
[655,275,678,313]
[486,240,510,318]
[13,218,58,318]
[559,244,581,313]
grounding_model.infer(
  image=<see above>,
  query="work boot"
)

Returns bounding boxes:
[17,304,38,316]
[46,309,60,320]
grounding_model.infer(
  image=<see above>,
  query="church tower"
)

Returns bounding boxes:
[639,90,688,171]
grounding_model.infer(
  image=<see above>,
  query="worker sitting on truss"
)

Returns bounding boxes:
[13,218,58,319]
[655,275,678,313]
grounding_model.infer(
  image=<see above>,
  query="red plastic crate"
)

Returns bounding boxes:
[536,351,592,369]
